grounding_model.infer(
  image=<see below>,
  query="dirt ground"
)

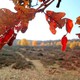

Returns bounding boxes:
[0,46,80,80]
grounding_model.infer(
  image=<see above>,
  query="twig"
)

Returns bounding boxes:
[56,0,61,8]
[36,0,54,12]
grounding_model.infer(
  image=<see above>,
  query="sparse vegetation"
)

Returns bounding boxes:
[0,40,80,80]
[12,60,35,70]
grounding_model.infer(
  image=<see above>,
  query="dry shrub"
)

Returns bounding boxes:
[12,60,35,70]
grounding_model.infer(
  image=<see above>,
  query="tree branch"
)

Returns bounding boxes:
[36,0,54,12]
[56,0,61,8]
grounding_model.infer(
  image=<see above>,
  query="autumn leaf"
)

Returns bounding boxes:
[12,0,31,7]
[7,33,17,46]
[3,29,14,43]
[45,10,67,35]
[21,26,28,33]
[0,37,3,44]
[14,25,21,32]
[49,21,57,28]
[75,16,80,38]
[66,19,73,33]
[76,33,80,38]
[0,0,75,50]
[49,26,56,34]
[0,8,19,35]
[45,10,66,29]
[20,20,28,33]
[57,18,65,28]
[49,21,57,34]
[75,16,80,25]
[46,11,65,21]
[0,5,36,49]
[14,5,36,21]
[12,0,18,5]
[61,35,68,51]
[0,28,15,49]
[24,0,29,7]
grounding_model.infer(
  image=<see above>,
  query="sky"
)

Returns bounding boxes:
[0,0,80,41]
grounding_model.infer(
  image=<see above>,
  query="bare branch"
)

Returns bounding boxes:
[56,0,61,8]
[36,0,54,12]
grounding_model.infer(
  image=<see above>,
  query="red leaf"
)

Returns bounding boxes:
[76,33,80,38]
[0,6,36,50]
[45,10,66,28]
[49,26,56,34]
[21,26,28,33]
[3,29,14,43]
[15,26,21,32]
[14,5,36,21]
[7,33,17,46]
[0,37,3,44]
[66,19,73,33]
[0,8,19,35]
[57,18,65,28]
[49,21,57,34]
[75,16,80,25]
[0,28,15,49]
[46,11,65,21]
[20,21,28,33]
[61,35,68,51]
[49,21,57,28]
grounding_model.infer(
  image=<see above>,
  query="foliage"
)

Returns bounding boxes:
[61,35,68,51]
[32,40,37,46]
[75,16,80,38]
[0,0,79,51]
[17,38,30,46]
[69,41,77,49]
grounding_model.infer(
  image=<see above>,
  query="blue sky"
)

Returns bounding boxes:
[0,0,80,40]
